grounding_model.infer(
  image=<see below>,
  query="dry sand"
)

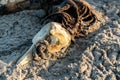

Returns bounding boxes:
[0,0,120,80]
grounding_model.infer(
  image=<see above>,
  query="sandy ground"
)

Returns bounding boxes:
[0,0,120,80]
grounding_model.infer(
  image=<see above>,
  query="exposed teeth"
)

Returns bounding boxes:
[17,22,71,66]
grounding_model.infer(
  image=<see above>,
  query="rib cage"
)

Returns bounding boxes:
[41,0,103,39]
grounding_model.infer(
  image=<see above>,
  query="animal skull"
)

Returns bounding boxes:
[17,22,71,66]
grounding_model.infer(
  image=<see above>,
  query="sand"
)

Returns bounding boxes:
[0,0,120,80]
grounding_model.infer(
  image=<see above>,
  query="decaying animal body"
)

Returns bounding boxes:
[0,0,103,65]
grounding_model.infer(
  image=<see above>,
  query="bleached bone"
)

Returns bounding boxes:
[17,22,71,66]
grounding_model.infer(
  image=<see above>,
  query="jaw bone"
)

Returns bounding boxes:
[17,22,71,66]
